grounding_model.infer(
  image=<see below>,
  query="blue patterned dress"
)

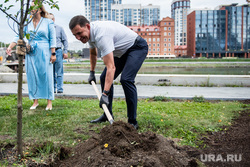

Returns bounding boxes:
[13,18,56,100]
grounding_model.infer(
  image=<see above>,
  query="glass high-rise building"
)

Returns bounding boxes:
[224,4,250,53]
[187,3,250,58]
[171,0,191,46]
[85,0,160,26]
[141,4,160,26]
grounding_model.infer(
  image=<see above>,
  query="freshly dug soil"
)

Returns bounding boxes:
[54,109,250,167]
[54,121,197,167]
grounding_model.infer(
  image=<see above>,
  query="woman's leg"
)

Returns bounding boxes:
[47,99,52,109]
[32,99,38,106]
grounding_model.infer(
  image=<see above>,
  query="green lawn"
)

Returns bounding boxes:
[1,95,248,147]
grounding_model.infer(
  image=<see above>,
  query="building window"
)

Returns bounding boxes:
[168,32,171,36]
[153,38,155,42]
[153,44,155,47]
[149,38,151,42]
[157,38,160,41]
[164,38,167,41]
[164,27,167,30]
[169,48,171,51]
[168,27,171,30]
[168,38,171,42]
[164,32,167,36]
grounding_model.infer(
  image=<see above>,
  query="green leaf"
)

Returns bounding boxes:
[26,33,30,40]
[4,0,10,3]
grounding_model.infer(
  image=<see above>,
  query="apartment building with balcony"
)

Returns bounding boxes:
[84,0,160,26]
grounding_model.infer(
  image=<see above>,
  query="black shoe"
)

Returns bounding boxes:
[57,91,63,94]
[129,122,139,130]
[90,114,108,123]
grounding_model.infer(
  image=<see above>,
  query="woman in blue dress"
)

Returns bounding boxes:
[6,1,56,110]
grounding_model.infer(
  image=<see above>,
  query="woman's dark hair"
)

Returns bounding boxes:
[69,15,90,30]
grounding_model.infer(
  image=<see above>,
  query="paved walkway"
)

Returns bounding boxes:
[0,83,249,100]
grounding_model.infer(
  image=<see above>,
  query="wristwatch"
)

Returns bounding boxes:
[52,52,56,56]
[103,90,110,96]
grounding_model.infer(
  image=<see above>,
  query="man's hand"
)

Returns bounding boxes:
[63,53,68,59]
[99,94,109,108]
[88,71,96,84]
[50,55,56,63]
[6,47,12,56]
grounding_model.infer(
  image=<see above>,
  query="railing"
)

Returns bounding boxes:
[146,55,176,59]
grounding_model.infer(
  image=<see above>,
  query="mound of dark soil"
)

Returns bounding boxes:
[54,121,197,167]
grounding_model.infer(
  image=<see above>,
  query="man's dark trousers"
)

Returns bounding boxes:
[100,36,148,124]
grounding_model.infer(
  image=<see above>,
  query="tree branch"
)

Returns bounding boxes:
[22,0,30,25]
[0,8,19,25]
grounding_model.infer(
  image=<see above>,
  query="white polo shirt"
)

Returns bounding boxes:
[88,21,138,58]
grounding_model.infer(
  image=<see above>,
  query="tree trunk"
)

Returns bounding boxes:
[16,39,25,158]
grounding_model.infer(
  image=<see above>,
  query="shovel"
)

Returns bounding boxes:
[91,81,114,125]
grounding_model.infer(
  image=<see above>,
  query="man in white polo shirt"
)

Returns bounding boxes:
[69,15,148,129]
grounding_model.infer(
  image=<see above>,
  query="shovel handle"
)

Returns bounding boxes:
[91,81,114,124]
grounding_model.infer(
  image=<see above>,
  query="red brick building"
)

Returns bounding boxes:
[128,17,175,57]
[174,45,187,57]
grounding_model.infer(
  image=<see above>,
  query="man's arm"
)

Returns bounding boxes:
[61,27,68,59]
[102,52,116,93]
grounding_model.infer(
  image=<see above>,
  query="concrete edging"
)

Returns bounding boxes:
[0,73,249,87]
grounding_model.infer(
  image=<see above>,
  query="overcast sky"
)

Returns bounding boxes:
[0,0,248,44]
